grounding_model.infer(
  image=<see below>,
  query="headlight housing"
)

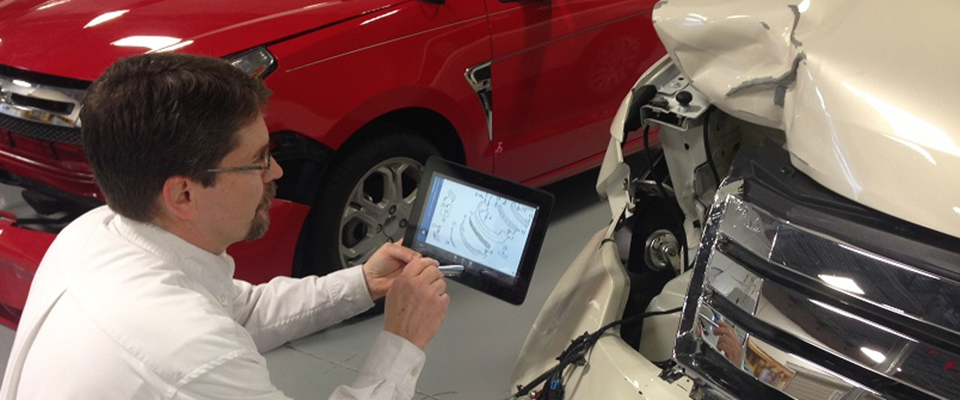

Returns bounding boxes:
[671,142,960,400]
[226,47,277,79]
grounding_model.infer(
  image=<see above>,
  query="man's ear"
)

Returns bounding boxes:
[160,176,199,221]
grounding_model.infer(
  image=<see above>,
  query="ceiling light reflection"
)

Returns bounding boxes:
[112,36,183,52]
[360,10,399,26]
[684,13,707,25]
[818,274,865,295]
[843,82,960,161]
[84,10,129,28]
[861,347,886,364]
[37,0,70,10]
[151,40,194,53]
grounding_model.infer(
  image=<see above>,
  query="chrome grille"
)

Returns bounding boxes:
[674,191,960,400]
[0,113,81,145]
[0,66,86,131]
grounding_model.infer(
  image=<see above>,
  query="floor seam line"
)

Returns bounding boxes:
[281,344,435,397]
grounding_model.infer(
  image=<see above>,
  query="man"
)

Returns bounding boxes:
[0,54,449,399]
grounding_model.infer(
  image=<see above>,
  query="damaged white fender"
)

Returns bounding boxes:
[654,0,960,238]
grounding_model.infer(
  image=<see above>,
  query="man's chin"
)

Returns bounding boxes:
[245,183,276,241]
[244,208,271,242]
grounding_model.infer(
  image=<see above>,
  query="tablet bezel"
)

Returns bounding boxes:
[402,157,554,305]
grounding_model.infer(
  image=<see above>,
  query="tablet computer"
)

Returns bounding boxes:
[403,157,554,305]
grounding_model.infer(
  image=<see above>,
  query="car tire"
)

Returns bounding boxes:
[299,125,441,277]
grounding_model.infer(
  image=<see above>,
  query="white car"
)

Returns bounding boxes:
[509,0,960,399]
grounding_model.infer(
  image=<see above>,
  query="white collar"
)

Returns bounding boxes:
[111,213,237,298]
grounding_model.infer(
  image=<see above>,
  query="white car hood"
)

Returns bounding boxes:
[652,0,960,238]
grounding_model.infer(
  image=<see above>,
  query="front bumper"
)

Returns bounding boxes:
[512,139,960,399]
[0,209,55,330]
[510,227,693,399]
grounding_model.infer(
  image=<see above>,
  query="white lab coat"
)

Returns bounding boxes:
[1,206,425,399]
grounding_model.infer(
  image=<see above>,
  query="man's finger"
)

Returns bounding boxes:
[428,277,447,295]
[439,293,451,308]
[380,241,421,264]
[403,257,435,276]
[415,258,440,274]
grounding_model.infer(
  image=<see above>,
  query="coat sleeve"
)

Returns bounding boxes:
[172,351,292,400]
[328,331,426,400]
[228,266,375,352]
[174,332,425,400]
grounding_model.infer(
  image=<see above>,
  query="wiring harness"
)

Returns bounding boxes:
[510,307,682,400]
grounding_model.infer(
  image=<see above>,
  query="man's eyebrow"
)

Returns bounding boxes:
[252,144,270,161]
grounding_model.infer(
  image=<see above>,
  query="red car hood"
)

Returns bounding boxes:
[0,0,406,80]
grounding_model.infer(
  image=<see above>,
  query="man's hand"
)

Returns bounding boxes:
[713,321,742,363]
[362,241,422,300]
[384,257,450,350]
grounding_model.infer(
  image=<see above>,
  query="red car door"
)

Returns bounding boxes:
[483,0,662,183]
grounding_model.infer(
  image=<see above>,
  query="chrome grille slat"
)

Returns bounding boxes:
[701,297,930,399]
[717,237,960,358]
[0,113,81,145]
[769,224,960,334]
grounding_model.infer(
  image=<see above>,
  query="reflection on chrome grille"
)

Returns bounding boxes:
[0,113,81,144]
[673,192,960,400]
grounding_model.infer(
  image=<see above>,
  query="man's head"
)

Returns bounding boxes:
[81,53,280,251]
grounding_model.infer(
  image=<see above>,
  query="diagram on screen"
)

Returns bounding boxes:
[425,179,535,276]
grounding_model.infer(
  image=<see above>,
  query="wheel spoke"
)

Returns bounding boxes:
[379,165,400,204]
[395,162,421,202]
[341,206,379,230]
[396,200,415,221]
[349,187,385,219]
[342,235,383,264]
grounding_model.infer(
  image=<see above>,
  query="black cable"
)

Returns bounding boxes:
[511,307,683,399]
[643,124,670,200]
[679,234,689,273]
[597,306,683,335]
[641,123,692,272]
[702,108,722,189]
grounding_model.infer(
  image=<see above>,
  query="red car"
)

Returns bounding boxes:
[0,0,664,328]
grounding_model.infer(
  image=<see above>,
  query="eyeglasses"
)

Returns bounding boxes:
[206,148,272,175]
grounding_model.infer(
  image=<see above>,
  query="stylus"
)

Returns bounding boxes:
[438,265,465,277]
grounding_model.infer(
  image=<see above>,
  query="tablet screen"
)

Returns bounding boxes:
[413,173,537,284]
[403,157,553,305]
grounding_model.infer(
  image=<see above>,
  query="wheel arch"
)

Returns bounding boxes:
[337,107,466,165]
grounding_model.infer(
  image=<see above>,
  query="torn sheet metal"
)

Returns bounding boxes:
[653,0,960,238]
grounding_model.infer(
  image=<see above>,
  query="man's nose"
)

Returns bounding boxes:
[266,155,283,181]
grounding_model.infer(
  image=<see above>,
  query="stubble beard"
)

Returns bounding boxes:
[244,181,276,242]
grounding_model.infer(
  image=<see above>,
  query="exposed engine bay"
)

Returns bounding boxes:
[511,56,960,400]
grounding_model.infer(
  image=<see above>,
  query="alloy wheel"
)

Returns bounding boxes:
[338,156,423,267]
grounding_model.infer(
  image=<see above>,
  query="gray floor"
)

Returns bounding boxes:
[0,167,612,399]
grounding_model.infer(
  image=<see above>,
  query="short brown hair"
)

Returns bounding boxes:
[81,53,271,221]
